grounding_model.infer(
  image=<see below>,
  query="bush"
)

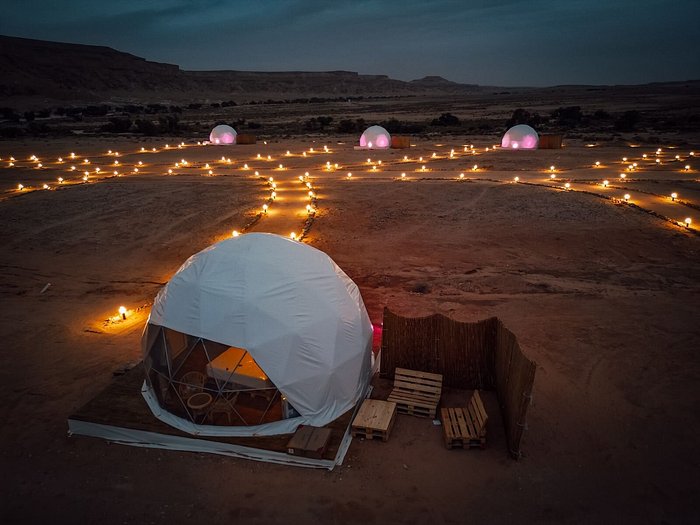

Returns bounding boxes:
[134,119,159,135]
[506,108,542,129]
[551,106,582,128]
[431,113,460,126]
[614,110,641,132]
[101,117,132,133]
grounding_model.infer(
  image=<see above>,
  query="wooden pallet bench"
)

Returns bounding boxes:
[351,399,396,442]
[387,368,443,418]
[441,390,488,449]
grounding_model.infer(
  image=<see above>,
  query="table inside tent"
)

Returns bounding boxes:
[205,346,275,390]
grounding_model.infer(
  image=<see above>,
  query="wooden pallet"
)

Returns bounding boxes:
[286,425,332,459]
[387,368,443,419]
[441,390,488,449]
[351,399,396,442]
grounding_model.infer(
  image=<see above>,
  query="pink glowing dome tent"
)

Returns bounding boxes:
[359,125,391,149]
[209,124,237,145]
[501,124,539,150]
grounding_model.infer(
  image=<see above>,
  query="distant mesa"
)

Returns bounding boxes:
[501,124,539,150]
[0,35,482,106]
[209,124,236,145]
[359,125,391,149]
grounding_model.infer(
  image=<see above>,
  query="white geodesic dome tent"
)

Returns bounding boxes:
[359,125,391,149]
[501,124,539,149]
[141,233,373,437]
[209,124,237,144]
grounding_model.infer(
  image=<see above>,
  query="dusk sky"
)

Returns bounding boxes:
[2,0,698,86]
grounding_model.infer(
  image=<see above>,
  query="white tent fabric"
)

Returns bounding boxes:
[143,233,373,437]
[209,124,237,144]
[501,124,539,149]
[359,125,391,149]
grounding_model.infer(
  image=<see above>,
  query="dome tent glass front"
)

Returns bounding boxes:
[141,233,373,437]
[359,125,391,149]
[209,124,237,145]
[501,124,539,149]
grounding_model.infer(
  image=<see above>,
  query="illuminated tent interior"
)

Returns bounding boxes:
[141,233,373,437]
[359,125,391,149]
[209,124,237,144]
[501,124,539,149]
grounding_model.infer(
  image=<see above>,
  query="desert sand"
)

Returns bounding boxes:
[1,132,699,525]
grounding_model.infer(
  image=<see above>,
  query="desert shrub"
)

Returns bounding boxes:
[410,282,431,294]
[379,119,425,134]
[134,119,159,135]
[304,116,334,131]
[27,121,50,135]
[0,126,24,138]
[221,100,237,107]
[506,108,542,129]
[101,117,132,133]
[431,112,460,126]
[0,107,21,122]
[83,105,110,117]
[337,119,357,133]
[614,110,641,132]
[158,115,181,133]
[551,106,583,128]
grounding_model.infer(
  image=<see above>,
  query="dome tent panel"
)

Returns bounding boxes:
[209,124,237,145]
[359,125,391,149]
[142,233,373,437]
[501,124,539,149]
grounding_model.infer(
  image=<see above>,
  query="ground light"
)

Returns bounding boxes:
[118,306,127,320]
[671,193,678,201]
[685,218,692,227]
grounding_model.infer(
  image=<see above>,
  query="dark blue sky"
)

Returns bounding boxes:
[2,0,698,86]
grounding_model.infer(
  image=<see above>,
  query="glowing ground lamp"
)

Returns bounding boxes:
[501,124,539,149]
[624,194,631,202]
[602,180,609,187]
[671,192,678,201]
[564,182,571,190]
[514,176,519,182]
[232,230,240,237]
[359,125,391,149]
[119,306,127,320]
[209,125,237,145]
[685,218,692,228]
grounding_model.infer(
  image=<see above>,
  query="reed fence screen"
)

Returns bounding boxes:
[380,307,536,458]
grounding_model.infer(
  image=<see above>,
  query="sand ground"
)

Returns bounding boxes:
[0,136,699,524]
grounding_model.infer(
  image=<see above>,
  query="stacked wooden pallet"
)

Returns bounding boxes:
[351,399,397,442]
[387,368,443,418]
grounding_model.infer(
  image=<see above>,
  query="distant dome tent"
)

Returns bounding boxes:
[359,125,391,149]
[141,233,374,438]
[209,124,237,145]
[501,124,539,150]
